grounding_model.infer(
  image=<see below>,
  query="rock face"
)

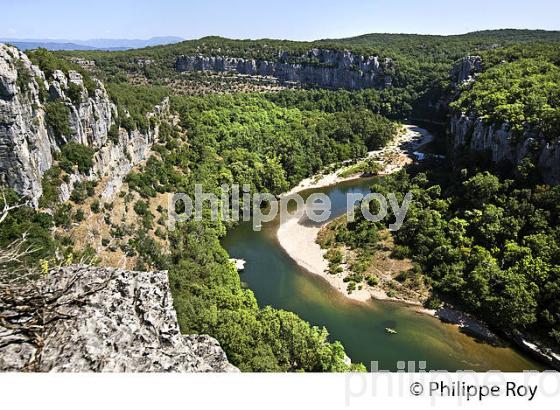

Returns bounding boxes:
[0,265,238,372]
[0,43,167,206]
[448,57,560,184]
[450,55,483,86]
[449,114,560,184]
[176,49,393,90]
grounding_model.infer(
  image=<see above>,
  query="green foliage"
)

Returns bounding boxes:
[370,168,560,342]
[44,101,71,138]
[15,59,32,93]
[451,49,560,139]
[38,166,63,208]
[339,158,383,178]
[133,200,150,216]
[66,82,83,104]
[106,83,169,132]
[27,48,97,95]
[60,142,95,174]
[74,208,85,222]
[61,29,560,121]
[170,93,396,190]
[90,199,100,213]
[69,180,96,204]
[366,275,379,286]
[0,188,59,268]
[107,124,120,144]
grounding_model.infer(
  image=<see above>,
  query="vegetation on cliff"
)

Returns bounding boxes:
[323,159,560,347]
[450,43,560,139]
[121,91,397,370]
[61,29,560,121]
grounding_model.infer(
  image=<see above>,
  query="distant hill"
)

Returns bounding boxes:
[0,36,184,51]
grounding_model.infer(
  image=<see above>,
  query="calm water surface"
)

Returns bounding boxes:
[222,178,543,371]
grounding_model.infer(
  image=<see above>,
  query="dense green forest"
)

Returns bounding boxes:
[329,164,560,345]
[3,31,560,371]
[450,43,560,139]
[60,29,560,120]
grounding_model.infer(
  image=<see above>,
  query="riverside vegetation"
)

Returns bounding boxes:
[2,30,560,370]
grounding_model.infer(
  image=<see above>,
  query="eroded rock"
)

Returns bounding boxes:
[0,265,238,372]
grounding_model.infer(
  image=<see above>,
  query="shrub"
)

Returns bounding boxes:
[424,295,443,310]
[60,142,95,174]
[108,124,120,144]
[74,209,85,222]
[15,59,32,93]
[90,200,101,213]
[39,166,62,208]
[44,102,71,138]
[70,181,96,203]
[133,200,150,216]
[53,204,72,228]
[366,275,379,287]
[343,273,364,283]
[67,82,83,104]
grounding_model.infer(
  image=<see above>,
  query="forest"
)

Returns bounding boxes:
[450,43,560,139]
[3,30,560,371]
[59,29,560,121]
[329,163,560,346]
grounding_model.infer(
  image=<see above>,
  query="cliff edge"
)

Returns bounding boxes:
[0,265,238,372]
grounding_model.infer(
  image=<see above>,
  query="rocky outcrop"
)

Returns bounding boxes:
[449,114,560,184]
[0,265,238,372]
[0,45,52,205]
[176,49,393,90]
[447,57,560,184]
[450,55,483,86]
[0,43,167,206]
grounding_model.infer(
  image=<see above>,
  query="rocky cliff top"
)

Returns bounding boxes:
[175,48,392,90]
[450,55,483,86]
[0,265,237,372]
[0,43,167,207]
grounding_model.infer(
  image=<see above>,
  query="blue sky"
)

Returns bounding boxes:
[2,0,559,40]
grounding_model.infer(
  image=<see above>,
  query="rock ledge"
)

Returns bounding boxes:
[0,265,238,372]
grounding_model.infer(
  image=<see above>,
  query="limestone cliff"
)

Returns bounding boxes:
[175,49,393,90]
[448,56,560,184]
[0,44,167,206]
[0,265,238,372]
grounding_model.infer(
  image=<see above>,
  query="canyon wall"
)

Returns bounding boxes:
[0,45,237,372]
[0,265,237,372]
[448,56,560,184]
[175,49,393,90]
[0,44,166,207]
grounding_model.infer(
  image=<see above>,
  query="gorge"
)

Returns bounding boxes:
[175,49,393,90]
[1,30,560,372]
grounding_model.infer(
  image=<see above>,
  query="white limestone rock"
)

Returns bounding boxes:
[0,265,238,372]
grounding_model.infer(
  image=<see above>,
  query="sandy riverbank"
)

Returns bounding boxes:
[275,124,505,342]
[280,125,433,198]
[277,124,433,303]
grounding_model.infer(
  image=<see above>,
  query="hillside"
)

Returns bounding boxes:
[2,28,560,372]
[59,29,560,119]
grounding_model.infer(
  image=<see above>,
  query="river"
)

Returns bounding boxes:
[222,176,544,371]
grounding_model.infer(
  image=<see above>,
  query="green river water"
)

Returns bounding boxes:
[222,177,544,371]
